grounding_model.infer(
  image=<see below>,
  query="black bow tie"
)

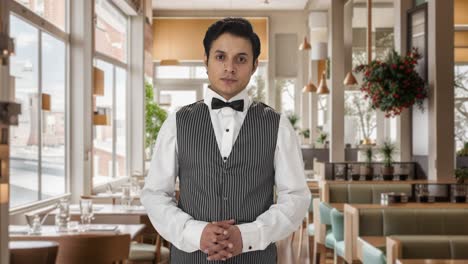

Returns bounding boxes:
[211,97,244,112]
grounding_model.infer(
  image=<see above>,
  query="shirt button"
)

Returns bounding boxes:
[249,246,252,250]
[226,129,229,132]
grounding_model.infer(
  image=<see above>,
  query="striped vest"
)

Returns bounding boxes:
[170,101,280,264]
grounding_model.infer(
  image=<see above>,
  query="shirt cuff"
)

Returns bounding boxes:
[237,222,260,253]
[182,220,208,251]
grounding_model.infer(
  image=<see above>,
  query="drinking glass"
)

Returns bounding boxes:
[80,198,94,230]
[121,185,133,209]
[55,198,70,232]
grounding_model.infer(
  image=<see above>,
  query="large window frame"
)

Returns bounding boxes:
[8,0,70,209]
[92,0,130,187]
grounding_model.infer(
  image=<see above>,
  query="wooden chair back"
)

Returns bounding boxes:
[14,234,131,264]
[9,241,59,264]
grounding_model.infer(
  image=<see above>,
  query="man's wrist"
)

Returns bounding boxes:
[237,222,260,253]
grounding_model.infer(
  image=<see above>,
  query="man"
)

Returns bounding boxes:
[141,17,310,263]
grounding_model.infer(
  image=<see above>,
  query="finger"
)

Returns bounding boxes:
[206,241,228,255]
[211,226,226,235]
[214,231,231,241]
[207,250,233,261]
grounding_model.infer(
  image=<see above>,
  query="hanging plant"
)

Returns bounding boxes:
[354,48,427,117]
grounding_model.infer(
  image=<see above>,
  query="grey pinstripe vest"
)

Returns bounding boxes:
[171,101,280,264]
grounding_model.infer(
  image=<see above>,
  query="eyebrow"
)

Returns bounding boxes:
[214,50,249,56]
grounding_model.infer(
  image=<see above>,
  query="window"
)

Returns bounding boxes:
[9,14,67,208]
[93,0,129,186]
[93,60,128,185]
[94,0,127,62]
[275,79,296,115]
[455,65,468,151]
[14,0,66,30]
[344,2,395,146]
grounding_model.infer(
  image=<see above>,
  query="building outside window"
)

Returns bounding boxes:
[9,6,67,208]
[92,0,129,186]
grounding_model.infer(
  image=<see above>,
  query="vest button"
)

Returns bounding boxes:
[223,197,228,201]
[249,246,252,250]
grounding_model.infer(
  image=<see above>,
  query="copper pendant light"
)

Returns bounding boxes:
[344,0,373,87]
[317,71,329,94]
[302,81,317,93]
[299,37,311,50]
[343,71,358,86]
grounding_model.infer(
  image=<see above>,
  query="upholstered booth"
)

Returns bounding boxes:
[355,209,468,264]
[327,183,412,203]
[385,235,468,264]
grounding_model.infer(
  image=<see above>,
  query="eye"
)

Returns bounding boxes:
[237,56,247,63]
[215,54,225,60]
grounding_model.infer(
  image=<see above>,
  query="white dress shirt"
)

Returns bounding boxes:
[141,88,311,254]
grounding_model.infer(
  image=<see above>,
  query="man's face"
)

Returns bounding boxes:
[205,33,258,100]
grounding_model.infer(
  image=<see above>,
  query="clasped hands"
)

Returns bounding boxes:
[200,219,243,261]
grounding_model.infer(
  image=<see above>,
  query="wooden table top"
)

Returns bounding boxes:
[330,203,345,211]
[358,236,386,248]
[9,241,59,250]
[9,224,145,240]
[323,180,459,185]
[397,260,468,264]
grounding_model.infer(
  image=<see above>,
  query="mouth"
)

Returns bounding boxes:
[221,78,238,85]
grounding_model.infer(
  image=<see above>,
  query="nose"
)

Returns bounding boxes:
[224,60,236,74]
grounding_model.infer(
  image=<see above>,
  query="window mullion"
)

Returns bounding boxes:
[38,30,43,201]
[112,65,117,179]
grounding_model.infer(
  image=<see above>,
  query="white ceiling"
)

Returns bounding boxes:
[152,0,309,11]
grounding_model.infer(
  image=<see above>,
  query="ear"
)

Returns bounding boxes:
[204,54,208,68]
[252,59,259,74]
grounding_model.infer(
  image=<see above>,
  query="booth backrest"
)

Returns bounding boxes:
[328,184,412,203]
[359,209,468,236]
[391,235,468,260]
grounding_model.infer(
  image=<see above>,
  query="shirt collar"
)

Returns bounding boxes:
[204,86,251,112]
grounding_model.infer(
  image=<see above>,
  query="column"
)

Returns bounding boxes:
[428,0,455,180]
[329,0,346,162]
[394,0,413,161]
[129,15,145,176]
[69,0,94,201]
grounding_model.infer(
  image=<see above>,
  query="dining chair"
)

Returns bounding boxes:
[9,241,59,264]
[13,233,131,264]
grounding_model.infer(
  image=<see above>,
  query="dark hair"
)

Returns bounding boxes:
[203,17,261,65]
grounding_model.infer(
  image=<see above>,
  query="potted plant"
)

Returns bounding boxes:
[455,167,468,184]
[145,82,167,160]
[456,142,468,168]
[316,132,328,148]
[354,48,427,118]
[380,140,396,181]
[360,147,374,181]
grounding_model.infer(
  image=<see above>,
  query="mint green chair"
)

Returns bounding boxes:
[319,202,335,249]
[361,240,386,264]
[330,208,345,258]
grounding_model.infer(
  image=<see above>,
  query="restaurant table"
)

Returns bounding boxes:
[9,241,59,264]
[397,260,468,264]
[9,224,145,240]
